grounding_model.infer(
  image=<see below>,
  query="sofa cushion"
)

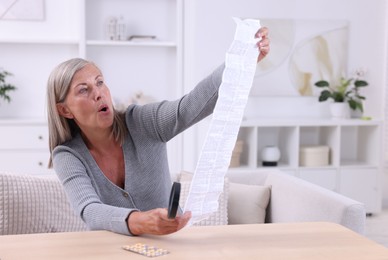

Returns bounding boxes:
[178,171,228,226]
[0,172,87,235]
[227,182,271,224]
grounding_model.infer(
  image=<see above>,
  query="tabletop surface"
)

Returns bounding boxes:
[0,222,387,260]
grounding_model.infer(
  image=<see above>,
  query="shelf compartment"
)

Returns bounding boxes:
[256,126,297,168]
[340,125,380,167]
[85,0,177,42]
[299,126,339,167]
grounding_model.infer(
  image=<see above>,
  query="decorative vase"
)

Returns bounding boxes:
[330,103,350,119]
[261,146,281,166]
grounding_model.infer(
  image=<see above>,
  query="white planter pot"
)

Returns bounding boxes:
[330,103,350,119]
[350,109,363,119]
[350,98,363,119]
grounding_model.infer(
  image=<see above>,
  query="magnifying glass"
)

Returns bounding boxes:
[168,182,181,219]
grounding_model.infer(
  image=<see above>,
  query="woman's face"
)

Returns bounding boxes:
[57,63,114,133]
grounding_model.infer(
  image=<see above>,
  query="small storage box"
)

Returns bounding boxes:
[299,145,330,167]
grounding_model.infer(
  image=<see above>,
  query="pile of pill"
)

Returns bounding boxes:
[122,243,169,257]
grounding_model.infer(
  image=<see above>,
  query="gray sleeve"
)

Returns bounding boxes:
[53,148,135,236]
[127,64,224,142]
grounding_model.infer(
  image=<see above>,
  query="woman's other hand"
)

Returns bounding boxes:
[256,27,270,62]
[128,209,191,235]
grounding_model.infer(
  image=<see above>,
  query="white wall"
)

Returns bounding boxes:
[182,0,387,170]
[184,0,386,118]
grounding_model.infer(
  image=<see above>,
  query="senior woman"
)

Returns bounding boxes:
[46,27,269,236]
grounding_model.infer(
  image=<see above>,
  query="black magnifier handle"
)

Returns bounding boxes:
[168,182,181,219]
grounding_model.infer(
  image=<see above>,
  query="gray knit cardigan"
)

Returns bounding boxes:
[53,65,224,235]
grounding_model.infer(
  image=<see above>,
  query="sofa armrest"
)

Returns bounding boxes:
[264,172,366,234]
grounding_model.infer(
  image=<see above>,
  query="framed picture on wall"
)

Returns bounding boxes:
[0,0,45,21]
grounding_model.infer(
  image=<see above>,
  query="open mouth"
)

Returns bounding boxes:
[98,104,109,112]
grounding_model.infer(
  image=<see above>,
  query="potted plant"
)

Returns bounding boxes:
[0,69,17,104]
[315,76,368,118]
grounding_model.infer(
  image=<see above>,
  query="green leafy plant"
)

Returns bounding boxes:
[348,79,368,112]
[0,69,17,103]
[315,77,368,112]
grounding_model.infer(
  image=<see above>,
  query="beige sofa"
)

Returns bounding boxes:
[0,169,365,235]
[226,170,366,234]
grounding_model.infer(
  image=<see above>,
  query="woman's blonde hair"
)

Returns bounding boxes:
[46,58,127,168]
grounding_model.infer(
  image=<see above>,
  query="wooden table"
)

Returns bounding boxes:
[0,222,387,259]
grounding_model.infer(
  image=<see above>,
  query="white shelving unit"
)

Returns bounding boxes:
[229,118,383,213]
